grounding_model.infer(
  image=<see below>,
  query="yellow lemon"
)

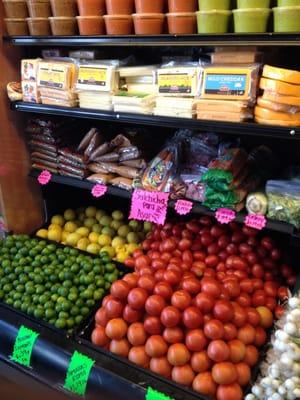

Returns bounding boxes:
[64,221,78,233]
[95,210,106,221]
[118,225,130,238]
[84,217,97,229]
[112,237,126,248]
[66,233,81,247]
[77,238,90,251]
[48,229,62,242]
[48,224,62,232]
[36,229,48,239]
[64,209,76,221]
[89,232,99,244]
[76,227,90,237]
[100,215,112,227]
[116,251,129,263]
[111,220,123,230]
[61,231,69,242]
[98,234,112,246]
[100,246,115,258]
[126,243,140,254]
[51,215,65,227]
[85,206,97,218]
[87,243,101,255]
[92,224,102,233]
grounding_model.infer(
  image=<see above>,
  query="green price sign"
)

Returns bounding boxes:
[146,387,175,400]
[64,351,95,396]
[11,325,39,367]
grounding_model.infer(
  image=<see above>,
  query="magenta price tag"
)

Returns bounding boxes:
[129,189,169,226]
[175,200,193,216]
[91,184,107,198]
[37,170,52,185]
[215,208,236,224]
[245,214,267,230]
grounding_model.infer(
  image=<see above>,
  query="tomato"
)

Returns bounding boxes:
[204,268,216,279]
[223,323,238,341]
[257,246,268,259]
[246,252,258,265]
[254,326,267,347]
[263,281,279,297]
[201,233,214,246]
[123,305,143,324]
[105,298,124,319]
[252,264,264,279]
[232,303,247,328]
[212,362,237,385]
[201,278,222,298]
[216,383,243,400]
[243,226,258,237]
[226,244,238,255]
[167,343,190,366]
[111,280,130,301]
[161,252,172,262]
[163,269,182,286]
[122,273,138,287]
[237,324,256,345]
[154,269,165,282]
[128,288,148,310]
[109,339,130,358]
[278,286,289,301]
[218,235,231,249]
[171,290,191,311]
[200,216,213,226]
[135,255,151,270]
[226,256,247,271]
[281,264,293,278]
[105,318,128,340]
[182,277,201,295]
[127,322,147,346]
[144,316,162,335]
[263,259,276,270]
[232,231,245,244]
[154,282,173,300]
[205,255,219,268]
[150,356,172,378]
[191,351,212,373]
[151,259,167,271]
[160,238,177,253]
[252,290,267,307]
[252,279,263,290]
[223,279,240,299]
[145,295,166,316]
[145,335,168,358]
[261,236,274,250]
[185,329,207,352]
[235,362,251,386]
[124,258,135,268]
[219,250,229,262]
[204,319,224,340]
[183,307,203,329]
[163,327,184,344]
[243,345,259,367]
[186,221,201,233]
[161,306,181,328]
[178,239,192,251]
[203,313,213,324]
[133,249,144,258]
[275,305,285,319]
[193,251,206,261]
[270,248,281,261]
[266,297,277,311]
[217,272,226,281]
[128,346,150,368]
[287,275,297,287]
[91,326,109,347]
[228,339,246,363]
[193,372,217,396]
[95,308,109,327]
[246,307,260,327]
[137,274,156,294]
[172,364,195,386]
[213,300,234,323]
[233,270,249,281]
[207,340,230,362]
[256,306,273,328]
[239,243,251,254]
[236,293,252,308]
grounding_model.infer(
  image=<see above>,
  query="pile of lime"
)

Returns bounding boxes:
[0,235,122,333]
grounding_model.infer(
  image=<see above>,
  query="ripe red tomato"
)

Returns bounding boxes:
[185,329,207,352]
[243,345,259,367]
[204,319,224,340]
[246,307,260,327]
[128,346,150,368]
[232,303,247,328]
[105,298,124,319]
[254,326,267,347]
[127,322,148,346]
[278,286,289,301]
[252,290,267,307]
[195,292,214,313]
[266,296,277,311]
[110,338,130,358]
[145,295,166,316]
[145,335,168,358]
[239,243,251,254]
[216,383,243,400]
[171,290,192,310]
[91,326,109,347]
[223,279,240,299]
[226,244,238,255]
[95,307,109,327]
[135,255,151,270]
[137,275,156,294]
[123,305,142,324]
[218,235,231,249]
[163,327,184,344]
[239,279,253,294]
[154,282,173,300]
[252,279,264,290]
[235,362,251,386]
[182,277,201,295]
[192,371,217,397]
[154,269,165,282]
[228,339,246,363]
[212,362,237,385]
[236,293,252,308]
[237,324,256,345]
[201,278,222,298]
[178,239,192,251]
[205,255,219,268]
[127,288,148,310]
[275,305,285,319]
[164,269,182,286]
[105,318,128,340]
[150,356,171,378]
[223,323,238,341]
[151,259,167,271]
[172,364,195,386]
[207,340,230,362]
[144,316,162,335]
[111,280,130,301]
[161,306,181,328]
[252,264,264,279]
[191,351,212,373]
[213,300,234,323]
[183,307,203,329]
[167,343,190,366]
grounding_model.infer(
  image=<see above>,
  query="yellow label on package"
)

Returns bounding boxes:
[38,62,71,91]
[77,65,114,92]
[157,67,199,96]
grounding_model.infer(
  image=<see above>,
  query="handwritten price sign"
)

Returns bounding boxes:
[129,189,169,226]
[11,325,39,367]
[64,351,95,396]
[245,214,267,230]
[37,170,52,185]
[215,208,236,225]
[91,184,107,198]
[175,200,193,216]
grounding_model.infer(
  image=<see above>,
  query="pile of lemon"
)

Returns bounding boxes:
[36,207,152,263]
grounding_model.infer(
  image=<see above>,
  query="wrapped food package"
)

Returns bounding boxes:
[109,177,133,191]
[88,163,110,175]
[7,82,22,101]
[32,163,58,174]
[76,63,117,92]
[87,173,115,184]
[22,81,41,103]
[157,66,200,97]
[21,59,40,82]
[208,148,248,177]
[211,51,262,65]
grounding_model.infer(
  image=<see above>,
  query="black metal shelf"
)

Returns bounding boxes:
[4,33,300,47]
[12,102,300,140]
[29,169,296,237]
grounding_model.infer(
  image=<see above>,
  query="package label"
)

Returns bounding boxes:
[130,189,169,226]
[158,74,192,94]
[78,67,108,87]
[215,208,236,224]
[11,325,39,367]
[91,184,107,198]
[245,214,267,230]
[37,170,52,185]
[204,73,247,96]
[175,200,193,216]
[39,65,68,89]
[64,351,95,396]
[146,387,174,400]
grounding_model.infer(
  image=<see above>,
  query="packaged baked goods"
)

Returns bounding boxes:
[7,82,22,101]
[109,177,133,191]
[87,173,115,184]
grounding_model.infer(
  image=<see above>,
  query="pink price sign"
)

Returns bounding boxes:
[91,184,107,198]
[245,214,267,231]
[129,189,169,226]
[215,208,236,225]
[37,170,52,186]
[174,200,193,216]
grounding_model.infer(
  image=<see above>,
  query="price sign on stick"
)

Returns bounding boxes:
[245,214,267,230]
[174,200,193,216]
[64,351,95,396]
[91,184,107,198]
[11,325,39,367]
[37,170,52,185]
[146,387,174,400]
[215,208,236,224]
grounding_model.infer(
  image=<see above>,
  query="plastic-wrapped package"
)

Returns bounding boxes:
[255,106,300,125]
[32,151,57,164]
[39,87,78,101]
[88,163,109,174]
[196,99,250,112]
[58,148,87,165]
[94,152,120,163]
[37,60,77,91]
[157,64,201,97]
[77,128,99,152]
[110,177,133,191]
[87,173,115,184]
[110,134,131,148]
[59,163,89,179]
[118,146,140,162]
[181,174,206,202]
[32,162,58,173]
[208,148,248,177]
[84,131,102,159]
[261,90,300,107]
[266,180,300,228]
[262,65,300,85]
[21,59,40,81]
[204,187,238,210]
[257,97,300,114]
[40,96,77,107]
[76,63,117,92]
[29,140,57,154]
[98,163,139,179]
[202,169,233,192]
[260,77,300,97]
[22,81,41,103]
[121,159,147,169]
[90,142,114,160]
[197,110,252,122]
[7,82,22,101]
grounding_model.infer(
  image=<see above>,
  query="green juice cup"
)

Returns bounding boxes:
[196,10,231,33]
[273,6,300,32]
[233,8,270,32]
[237,0,270,8]
[198,0,231,11]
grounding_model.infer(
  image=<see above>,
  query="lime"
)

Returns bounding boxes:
[34,308,44,319]
[82,289,93,299]
[105,263,116,273]
[55,319,67,329]
[86,299,95,307]
[70,306,79,316]
[75,315,83,325]
[94,289,104,301]
[68,292,78,302]
[58,311,69,320]
[61,301,71,311]
[45,301,55,309]
[13,300,22,309]
[81,307,90,316]
[96,277,105,288]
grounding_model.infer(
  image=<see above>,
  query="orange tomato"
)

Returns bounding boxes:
[235,362,251,386]
[212,362,237,385]
[192,372,217,396]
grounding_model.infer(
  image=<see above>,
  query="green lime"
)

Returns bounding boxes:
[6,298,13,306]
[45,309,56,320]
[96,277,105,288]
[70,264,79,273]
[61,301,71,312]
[13,300,22,309]
[0,290,4,299]
[35,285,44,295]
[3,283,12,293]
[70,306,79,316]
[58,311,69,320]
[94,289,104,301]
[25,285,35,295]
[63,280,72,289]
[34,308,44,319]
[32,295,39,304]
[13,292,22,300]
[66,318,75,329]
[76,299,84,307]
[75,315,83,325]
[81,289,93,299]
[51,294,59,302]
[45,301,55,309]
[81,307,89,316]
[55,319,66,329]
[58,287,68,297]
[68,292,77,302]
[105,282,111,290]
[86,299,95,307]
[105,263,116,273]
[16,284,25,293]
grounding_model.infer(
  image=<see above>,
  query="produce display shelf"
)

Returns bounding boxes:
[4,33,300,47]
[12,102,300,140]
[29,169,296,237]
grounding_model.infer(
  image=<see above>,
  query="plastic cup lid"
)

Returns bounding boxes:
[103,14,132,20]
[132,13,165,19]
[196,10,232,15]
[166,12,196,17]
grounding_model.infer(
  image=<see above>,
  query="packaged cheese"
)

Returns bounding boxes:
[37,61,77,91]
[196,99,250,112]
[76,63,117,92]
[255,106,300,124]
[211,52,262,65]
[262,65,300,85]
[197,110,252,122]
[260,77,300,97]
[112,92,155,106]
[21,59,40,82]
[262,91,300,107]
[255,117,300,127]
[78,91,113,110]
[39,87,78,101]
[200,64,260,102]
[257,97,300,114]
[157,66,200,97]
[40,97,77,107]
[22,81,41,103]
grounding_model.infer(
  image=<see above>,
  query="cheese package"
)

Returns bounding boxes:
[255,106,300,124]
[114,104,153,115]
[37,61,77,91]
[260,77,300,97]
[40,97,77,107]
[39,87,78,101]
[154,108,196,118]
[157,66,200,97]
[257,97,300,114]
[21,59,40,82]
[262,65,300,85]
[196,99,250,112]
[262,91,300,107]
[112,92,155,107]
[200,64,260,103]
[156,96,196,110]
[197,110,252,122]
[255,116,300,127]
[118,65,157,78]
[211,52,262,65]
[76,63,117,92]
[22,81,41,103]
[78,91,113,110]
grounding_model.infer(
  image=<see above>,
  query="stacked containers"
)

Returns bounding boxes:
[167,0,197,34]
[27,0,51,35]
[76,0,106,35]
[3,0,29,35]
[197,0,232,33]
[133,0,165,34]
[273,0,300,32]
[104,0,134,34]
[49,0,78,35]
[233,0,271,33]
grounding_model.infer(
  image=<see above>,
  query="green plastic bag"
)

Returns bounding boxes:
[201,169,233,192]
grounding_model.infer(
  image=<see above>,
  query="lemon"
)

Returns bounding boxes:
[84,218,97,229]
[92,224,102,233]
[88,232,99,244]
[129,220,142,232]
[112,237,126,248]
[95,210,106,221]
[100,246,115,258]
[85,206,97,218]
[48,230,62,242]
[112,210,124,221]
[64,221,78,233]
[116,251,129,263]
[100,216,112,227]
[102,227,115,237]
[115,245,126,253]
[77,238,90,251]
[111,220,123,231]
[78,212,86,222]
[87,243,101,255]
[64,209,76,221]
[48,224,62,232]
[127,232,139,244]
[98,234,112,246]
[126,243,140,254]
[36,229,48,239]
[76,227,90,237]
[61,231,69,242]
[51,215,65,227]
[66,233,81,247]
[118,225,130,238]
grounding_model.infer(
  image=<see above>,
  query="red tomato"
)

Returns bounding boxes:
[223,323,238,341]
[223,279,240,299]
[287,275,297,287]
[164,269,182,286]
[219,250,229,262]
[110,338,130,358]
[154,269,165,282]
[183,307,203,329]
[91,326,109,347]
[213,300,234,323]
[270,248,281,261]
[191,351,212,373]
[278,286,289,301]
[137,275,156,294]
[192,372,217,397]
[127,322,147,346]
[167,343,190,366]
[252,290,267,307]
[246,252,258,265]
[232,231,245,244]
[195,292,215,313]
[204,268,216,279]
[145,335,168,358]
[171,290,192,310]
[235,362,251,386]
[95,308,109,327]
[261,236,274,250]
[243,345,259,367]
[252,279,264,290]
[135,255,151,270]
[193,252,206,261]
[232,303,247,328]
[266,296,277,311]
[105,298,124,319]
[111,280,130,301]
[275,305,285,319]
[207,340,230,362]
[151,259,167,271]
[218,235,231,249]
[161,306,181,328]
[160,238,177,253]
[204,319,224,340]
[172,364,195,386]
[254,326,267,347]
[211,225,224,238]
[226,244,238,255]
[150,356,172,378]
[185,329,207,352]
[154,282,173,300]
[128,288,148,310]
[216,383,243,400]
[281,264,293,278]
[239,243,252,254]
[264,281,279,297]
[205,255,219,268]
[212,362,237,385]
[252,264,264,279]
[233,270,249,281]
[236,293,252,308]
[178,239,192,251]
[182,277,201,295]
[105,318,128,340]
[161,252,172,262]
[163,327,184,344]
[186,221,201,233]
[102,295,115,308]
[246,307,260,327]
[201,278,222,298]
[228,339,246,363]
[201,233,214,246]
[128,346,150,368]
[144,316,162,335]
[237,324,256,345]
[145,295,166,316]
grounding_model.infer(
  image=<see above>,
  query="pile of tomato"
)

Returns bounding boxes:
[91,216,295,400]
